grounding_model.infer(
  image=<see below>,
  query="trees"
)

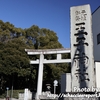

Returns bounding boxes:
[0,20,70,94]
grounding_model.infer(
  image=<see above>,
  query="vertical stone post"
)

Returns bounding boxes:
[70,4,95,91]
[36,54,44,100]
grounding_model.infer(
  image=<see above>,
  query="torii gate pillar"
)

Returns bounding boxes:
[36,54,44,100]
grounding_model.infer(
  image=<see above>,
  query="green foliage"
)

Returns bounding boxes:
[0,20,70,94]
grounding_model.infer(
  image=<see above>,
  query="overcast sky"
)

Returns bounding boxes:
[0,0,100,48]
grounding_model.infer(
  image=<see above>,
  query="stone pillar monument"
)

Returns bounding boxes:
[70,4,95,92]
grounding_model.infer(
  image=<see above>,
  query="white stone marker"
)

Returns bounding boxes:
[95,62,100,89]
[70,4,95,92]
[24,89,29,100]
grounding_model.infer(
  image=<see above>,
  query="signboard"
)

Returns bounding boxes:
[54,80,58,86]
[70,4,95,91]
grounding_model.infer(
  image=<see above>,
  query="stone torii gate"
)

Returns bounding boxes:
[25,48,71,100]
